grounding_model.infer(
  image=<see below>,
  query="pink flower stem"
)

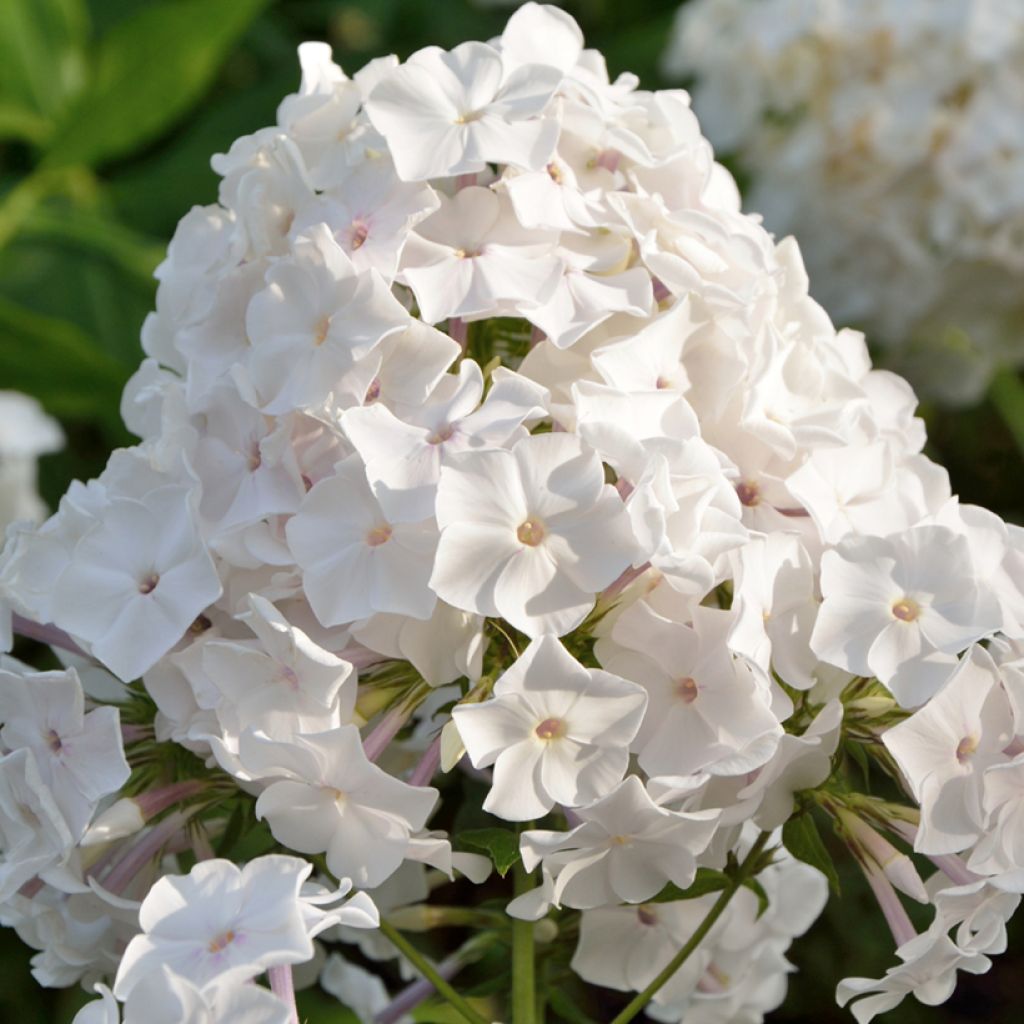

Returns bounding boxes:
[529,325,546,349]
[447,317,469,351]
[268,964,300,1024]
[96,807,198,896]
[375,951,465,1024]
[862,860,917,949]
[455,173,478,191]
[928,852,981,888]
[409,734,442,788]
[11,614,90,659]
[135,779,207,819]
[364,701,415,763]
[600,561,651,602]
[120,724,152,745]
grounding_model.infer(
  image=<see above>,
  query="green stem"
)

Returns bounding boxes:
[512,847,536,1024]
[378,919,489,1024]
[608,831,773,1024]
[991,368,1024,461]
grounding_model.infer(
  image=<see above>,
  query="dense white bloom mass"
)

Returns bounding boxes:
[664,0,1024,403]
[1,4,1022,1022]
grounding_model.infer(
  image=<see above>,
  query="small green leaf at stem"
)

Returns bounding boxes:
[456,826,521,877]
[782,811,841,895]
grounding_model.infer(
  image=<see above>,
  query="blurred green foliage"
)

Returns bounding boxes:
[1,1,1022,1021]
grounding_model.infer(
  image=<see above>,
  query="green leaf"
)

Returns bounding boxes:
[0,0,88,136]
[0,295,128,427]
[648,867,769,916]
[44,0,269,168]
[647,867,731,903]
[846,739,872,791]
[456,827,521,877]
[783,812,841,895]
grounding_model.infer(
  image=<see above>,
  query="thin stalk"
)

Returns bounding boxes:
[608,831,772,1024]
[267,964,299,1024]
[991,368,1024,460]
[375,949,467,1024]
[378,919,488,1024]
[512,848,536,1024]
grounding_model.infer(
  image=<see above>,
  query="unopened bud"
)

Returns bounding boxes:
[80,798,145,847]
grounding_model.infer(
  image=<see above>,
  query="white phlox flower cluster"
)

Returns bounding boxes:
[0,3,1021,1021]
[663,0,1024,404]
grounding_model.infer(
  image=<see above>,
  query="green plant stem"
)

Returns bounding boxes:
[378,919,489,1024]
[512,849,536,1024]
[608,831,773,1024]
[991,368,1024,461]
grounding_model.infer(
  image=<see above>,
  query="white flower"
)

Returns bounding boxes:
[811,526,1002,707]
[286,455,439,626]
[49,486,222,682]
[342,360,546,521]
[431,432,639,637]
[365,41,562,181]
[595,601,782,778]
[451,635,647,821]
[113,855,365,998]
[0,748,75,901]
[0,390,63,530]
[243,225,410,414]
[883,645,1012,855]
[243,725,438,887]
[0,665,130,836]
[509,775,718,917]
[399,187,562,324]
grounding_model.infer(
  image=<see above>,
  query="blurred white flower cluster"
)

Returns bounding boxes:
[663,0,1024,404]
[0,391,62,532]
[1,4,1023,1022]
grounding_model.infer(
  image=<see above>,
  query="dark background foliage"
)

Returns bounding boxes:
[1,1,1021,1020]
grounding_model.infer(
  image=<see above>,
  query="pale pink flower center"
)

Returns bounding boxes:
[313,315,332,346]
[427,424,455,446]
[208,929,236,954]
[892,597,921,622]
[517,517,547,547]
[366,525,393,547]
[956,735,979,764]
[535,717,566,741]
[350,220,370,250]
[138,573,160,595]
[675,676,699,704]
[736,481,760,507]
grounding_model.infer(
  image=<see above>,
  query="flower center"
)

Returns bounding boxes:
[366,524,393,548]
[313,315,332,346]
[636,906,658,926]
[517,517,547,547]
[454,110,484,125]
[427,424,455,446]
[956,736,979,764]
[350,219,370,250]
[46,729,63,753]
[138,573,160,595]
[891,597,921,622]
[547,161,564,184]
[208,930,236,954]
[365,378,382,403]
[736,481,760,507]
[535,717,566,741]
[675,676,699,704]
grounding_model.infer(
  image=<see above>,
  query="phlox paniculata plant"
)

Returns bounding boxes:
[663,0,1024,405]
[1,5,1022,1022]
